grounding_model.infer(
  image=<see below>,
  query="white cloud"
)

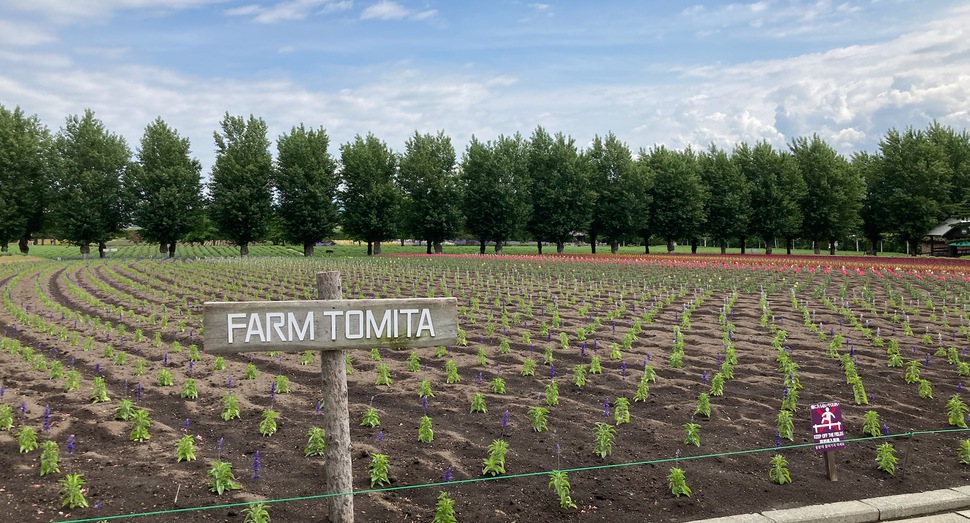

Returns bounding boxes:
[360,0,408,20]
[226,0,351,23]
[5,0,226,24]
[0,20,56,47]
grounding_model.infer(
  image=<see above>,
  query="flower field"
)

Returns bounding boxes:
[2,254,970,522]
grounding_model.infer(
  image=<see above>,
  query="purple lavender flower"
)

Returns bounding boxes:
[774,431,781,447]
[184,418,190,429]
[675,448,681,459]
[602,399,610,418]
[66,435,75,455]
[20,399,27,418]
[93,502,102,510]
[580,342,586,357]
[556,443,561,459]
[135,382,143,400]
[701,370,708,384]
[881,424,890,436]
[251,451,261,479]
[227,376,233,388]
[42,405,50,431]
[611,321,615,333]
[421,396,428,411]
[0,384,4,399]
[477,372,483,385]
[620,361,627,376]
[163,353,169,366]
[377,430,384,450]
[501,410,509,432]
[443,467,453,483]
[94,363,100,374]
[958,383,964,393]
[924,354,931,367]
[315,401,322,416]
[188,360,194,373]
[216,437,224,452]
[549,364,555,378]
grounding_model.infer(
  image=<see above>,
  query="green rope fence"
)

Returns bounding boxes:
[55,428,970,523]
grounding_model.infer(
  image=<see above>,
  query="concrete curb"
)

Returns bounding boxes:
[688,486,970,523]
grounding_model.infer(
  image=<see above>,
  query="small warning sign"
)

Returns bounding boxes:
[810,402,845,452]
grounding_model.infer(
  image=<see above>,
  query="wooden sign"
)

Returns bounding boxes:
[202,297,458,354]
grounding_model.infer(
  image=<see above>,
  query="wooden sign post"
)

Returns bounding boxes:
[202,272,458,523]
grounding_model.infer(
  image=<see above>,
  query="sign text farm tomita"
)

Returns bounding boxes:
[202,297,459,353]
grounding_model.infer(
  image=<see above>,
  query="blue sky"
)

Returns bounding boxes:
[1,0,969,172]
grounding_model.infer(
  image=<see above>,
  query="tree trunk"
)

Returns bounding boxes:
[495,240,504,255]
[690,238,698,254]
[610,240,619,254]
[589,233,597,254]
[479,239,486,255]
[556,241,565,254]
[374,241,382,255]
[19,234,29,254]
[303,242,314,257]
[426,240,432,255]
[643,235,650,254]
[240,242,249,257]
[159,242,167,254]
[666,238,675,253]
[537,241,543,254]
[764,239,773,255]
[400,238,405,246]
[0,243,7,252]
[434,241,443,254]
[813,240,820,255]
[719,239,727,255]
[80,243,90,259]
[829,240,836,255]
[739,236,746,254]
[98,241,107,258]
[366,241,373,256]
[169,242,177,258]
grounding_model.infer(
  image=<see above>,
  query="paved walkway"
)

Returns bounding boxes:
[688,486,970,523]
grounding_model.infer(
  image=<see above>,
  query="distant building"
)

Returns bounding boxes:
[923,218,970,256]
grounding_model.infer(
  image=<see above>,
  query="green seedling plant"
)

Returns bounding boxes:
[129,408,151,442]
[305,427,326,457]
[369,348,382,361]
[490,377,506,394]
[435,345,449,357]
[614,397,631,425]
[208,461,241,494]
[946,394,969,428]
[90,376,109,403]
[64,369,80,392]
[592,422,616,458]
[520,357,537,376]
[634,375,650,402]
[476,347,488,366]
[445,360,460,383]
[527,406,549,432]
[39,440,60,476]
[545,380,560,406]
[273,375,290,394]
[543,346,554,365]
[157,368,173,386]
[683,422,701,446]
[181,378,198,399]
[904,360,921,383]
[222,393,241,421]
[694,392,711,417]
[432,492,457,523]
[418,379,434,399]
[589,356,602,374]
[768,454,792,485]
[361,406,381,427]
[470,393,487,413]
[777,410,794,441]
[667,467,692,497]
[115,398,136,421]
[375,363,392,386]
[345,354,354,374]
[242,503,271,523]
[59,473,89,508]
[369,453,391,486]
[876,443,898,475]
[418,415,434,443]
[300,350,315,365]
[709,372,725,396]
[482,439,509,476]
[17,426,38,453]
[244,363,257,380]
[406,351,420,371]
[572,364,587,387]
[960,439,970,465]
[176,434,197,462]
[259,409,279,437]
[918,379,933,399]
[212,356,226,371]
[862,410,881,437]
[643,365,657,382]
[0,405,12,430]
[548,470,577,509]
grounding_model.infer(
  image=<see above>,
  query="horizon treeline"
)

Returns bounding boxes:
[2,105,969,258]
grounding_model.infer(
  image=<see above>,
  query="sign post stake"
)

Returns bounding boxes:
[824,451,838,481]
[316,271,354,522]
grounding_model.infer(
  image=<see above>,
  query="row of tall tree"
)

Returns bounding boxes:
[2,104,969,257]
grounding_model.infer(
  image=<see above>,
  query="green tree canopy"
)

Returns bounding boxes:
[0,105,51,254]
[275,124,339,256]
[699,144,750,254]
[791,135,863,254]
[586,133,643,254]
[208,113,273,256]
[643,146,707,252]
[526,127,592,253]
[338,133,401,256]
[51,109,131,258]
[398,131,462,254]
[734,141,804,254]
[460,134,530,254]
[127,117,203,258]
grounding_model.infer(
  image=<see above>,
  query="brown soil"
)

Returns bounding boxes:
[0,257,969,523]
